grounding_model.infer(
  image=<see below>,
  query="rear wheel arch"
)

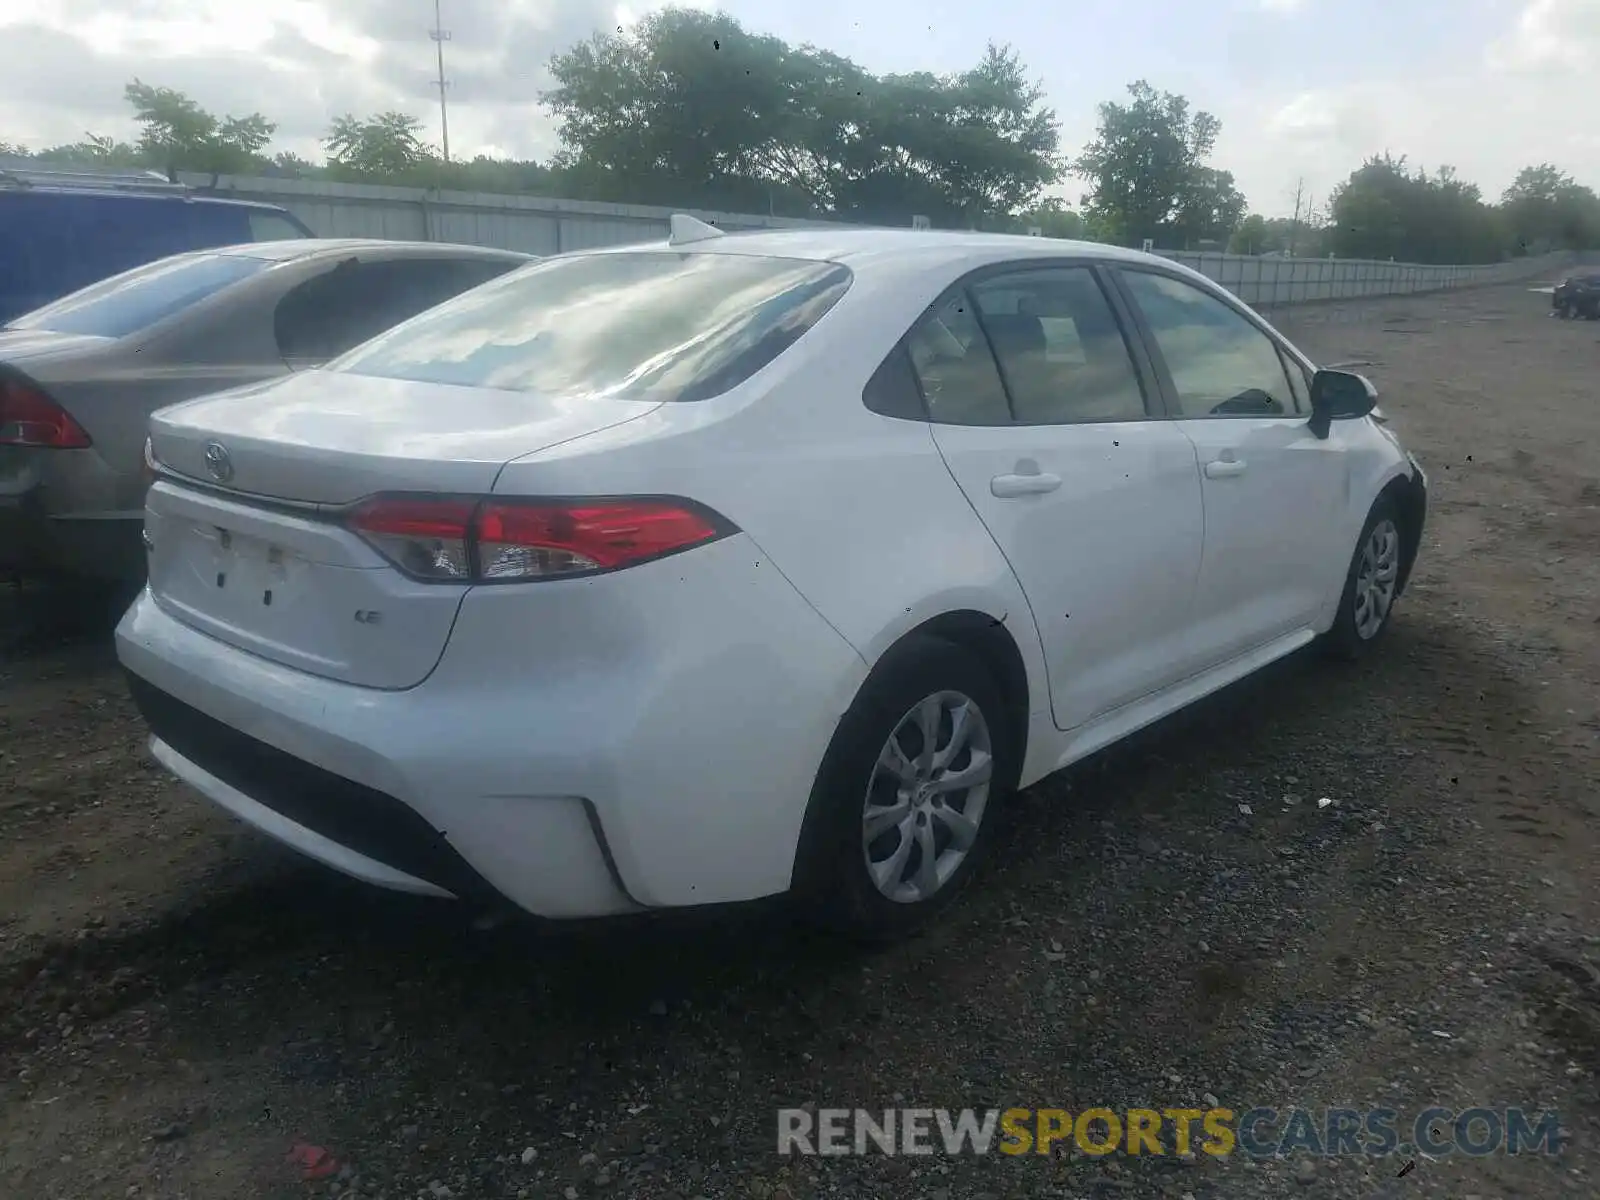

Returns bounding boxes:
[899,610,1031,775]
[788,611,1031,910]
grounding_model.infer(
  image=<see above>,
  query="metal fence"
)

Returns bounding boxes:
[1157,249,1562,310]
[184,173,1576,307]
[182,173,836,255]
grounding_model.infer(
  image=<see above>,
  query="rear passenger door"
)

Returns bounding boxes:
[272,256,519,368]
[914,263,1207,731]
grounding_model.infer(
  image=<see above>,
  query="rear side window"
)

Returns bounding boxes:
[969,268,1149,424]
[862,345,927,420]
[179,202,253,250]
[274,256,526,362]
[903,294,1011,426]
[249,211,308,241]
[6,251,268,337]
[332,251,853,403]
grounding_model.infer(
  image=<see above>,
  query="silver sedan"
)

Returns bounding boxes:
[0,238,533,582]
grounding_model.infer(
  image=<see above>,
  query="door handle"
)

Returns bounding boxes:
[991,472,1063,497]
[1204,459,1247,479]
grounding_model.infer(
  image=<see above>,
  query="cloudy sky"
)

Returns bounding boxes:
[1,0,1596,217]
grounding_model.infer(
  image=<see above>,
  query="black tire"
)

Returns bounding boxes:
[793,635,1017,943]
[1321,497,1404,662]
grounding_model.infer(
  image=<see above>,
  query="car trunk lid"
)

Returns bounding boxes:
[0,328,116,363]
[143,370,662,689]
[149,369,660,505]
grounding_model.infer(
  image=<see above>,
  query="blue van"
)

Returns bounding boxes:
[0,164,315,322]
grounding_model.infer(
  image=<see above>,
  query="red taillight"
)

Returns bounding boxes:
[0,377,92,449]
[476,500,726,578]
[347,496,477,582]
[345,495,731,583]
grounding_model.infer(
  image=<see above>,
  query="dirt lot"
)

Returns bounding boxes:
[3,281,1599,1200]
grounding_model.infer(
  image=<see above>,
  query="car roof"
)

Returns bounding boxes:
[582,227,1165,271]
[0,185,299,215]
[209,238,536,264]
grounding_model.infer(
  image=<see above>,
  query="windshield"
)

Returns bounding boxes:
[331,250,853,403]
[7,251,270,338]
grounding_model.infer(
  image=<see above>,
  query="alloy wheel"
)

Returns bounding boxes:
[862,690,994,904]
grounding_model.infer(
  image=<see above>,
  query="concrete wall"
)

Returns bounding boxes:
[186,173,1574,306]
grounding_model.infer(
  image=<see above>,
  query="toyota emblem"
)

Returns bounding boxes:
[203,441,234,483]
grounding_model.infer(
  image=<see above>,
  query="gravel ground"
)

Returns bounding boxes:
[2,282,1599,1200]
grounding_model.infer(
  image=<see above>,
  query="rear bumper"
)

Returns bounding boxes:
[1,445,147,580]
[115,533,868,917]
[127,671,512,905]
[0,501,145,580]
[146,731,458,899]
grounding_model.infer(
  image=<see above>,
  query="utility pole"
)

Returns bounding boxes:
[1288,177,1305,257]
[430,0,452,164]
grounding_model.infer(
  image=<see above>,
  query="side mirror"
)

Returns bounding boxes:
[1308,369,1378,439]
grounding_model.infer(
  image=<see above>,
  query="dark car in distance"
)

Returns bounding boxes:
[1553,272,1600,320]
[0,162,316,323]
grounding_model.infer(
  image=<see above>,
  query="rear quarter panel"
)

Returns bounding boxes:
[491,263,1053,725]
[24,285,292,517]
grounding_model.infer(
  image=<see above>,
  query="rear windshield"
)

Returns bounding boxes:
[6,251,269,338]
[330,250,854,403]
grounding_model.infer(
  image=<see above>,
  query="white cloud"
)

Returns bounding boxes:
[1216,0,1600,214]
[1487,0,1600,70]
[0,0,626,161]
[2,0,1597,219]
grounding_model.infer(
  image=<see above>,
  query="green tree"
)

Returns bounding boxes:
[1011,196,1089,239]
[268,151,320,178]
[441,154,562,195]
[1327,154,1507,263]
[541,8,1061,224]
[1170,166,1246,248]
[1073,80,1237,247]
[1228,214,1269,254]
[124,80,274,178]
[31,133,144,167]
[1501,163,1600,253]
[324,112,437,179]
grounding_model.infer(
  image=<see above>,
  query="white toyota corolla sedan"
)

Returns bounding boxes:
[116,218,1428,940]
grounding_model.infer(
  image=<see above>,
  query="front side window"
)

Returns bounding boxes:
[1121,270,1297,419]
[331,250,853,403]
[969,268,1148,424]
[5,251,269,337]
[1281,350,1312,414]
